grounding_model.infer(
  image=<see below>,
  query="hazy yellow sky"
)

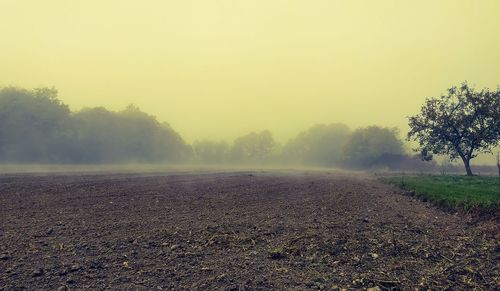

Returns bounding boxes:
[1,0,499,144]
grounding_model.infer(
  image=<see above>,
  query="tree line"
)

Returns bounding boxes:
[1,84,498,174]
[193,125,432,170]
[0,86,417,168]
[0,87,191,163]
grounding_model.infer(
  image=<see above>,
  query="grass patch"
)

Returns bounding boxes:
[383,174,500,212]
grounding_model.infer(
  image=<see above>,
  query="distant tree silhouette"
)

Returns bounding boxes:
[0,87,72,162]
[282,123,350,166]
[72,105,191,163]
[408,82,500,176]
[231,130,276,163]
[0,87,191,163]
[192,140,230,164]
[342,126,405,168]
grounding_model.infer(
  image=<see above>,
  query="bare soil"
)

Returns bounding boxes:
[0,170,498,290]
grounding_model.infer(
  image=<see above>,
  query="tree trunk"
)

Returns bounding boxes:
[496,153,500,176]
[462,157,473,176]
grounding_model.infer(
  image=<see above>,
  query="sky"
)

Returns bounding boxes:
[1,0,499,147]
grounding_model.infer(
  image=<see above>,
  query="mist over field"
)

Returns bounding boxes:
[1,1,499,169]
[1,1,499,172]
[0,86,497,175]
[0,0,500,159]
[0,87,413,167]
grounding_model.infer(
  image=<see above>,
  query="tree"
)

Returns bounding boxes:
[72,105,191,163]
[231,130,276,163]
[282,123,351,166]
[192,140,230,164]
[342,126,405,168]
[0,86,191,163]
[0,87,72,162]
[408,82,500,176]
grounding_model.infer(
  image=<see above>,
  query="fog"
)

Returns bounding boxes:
[1,1,500,144]
[0,1,499,170]
[3,86,497,174]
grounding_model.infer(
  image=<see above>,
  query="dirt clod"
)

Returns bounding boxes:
[32,268,44,277]
[69,264,80,272]
[0,254,10,260]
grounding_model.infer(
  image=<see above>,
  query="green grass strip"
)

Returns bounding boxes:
[383,175,500,211]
